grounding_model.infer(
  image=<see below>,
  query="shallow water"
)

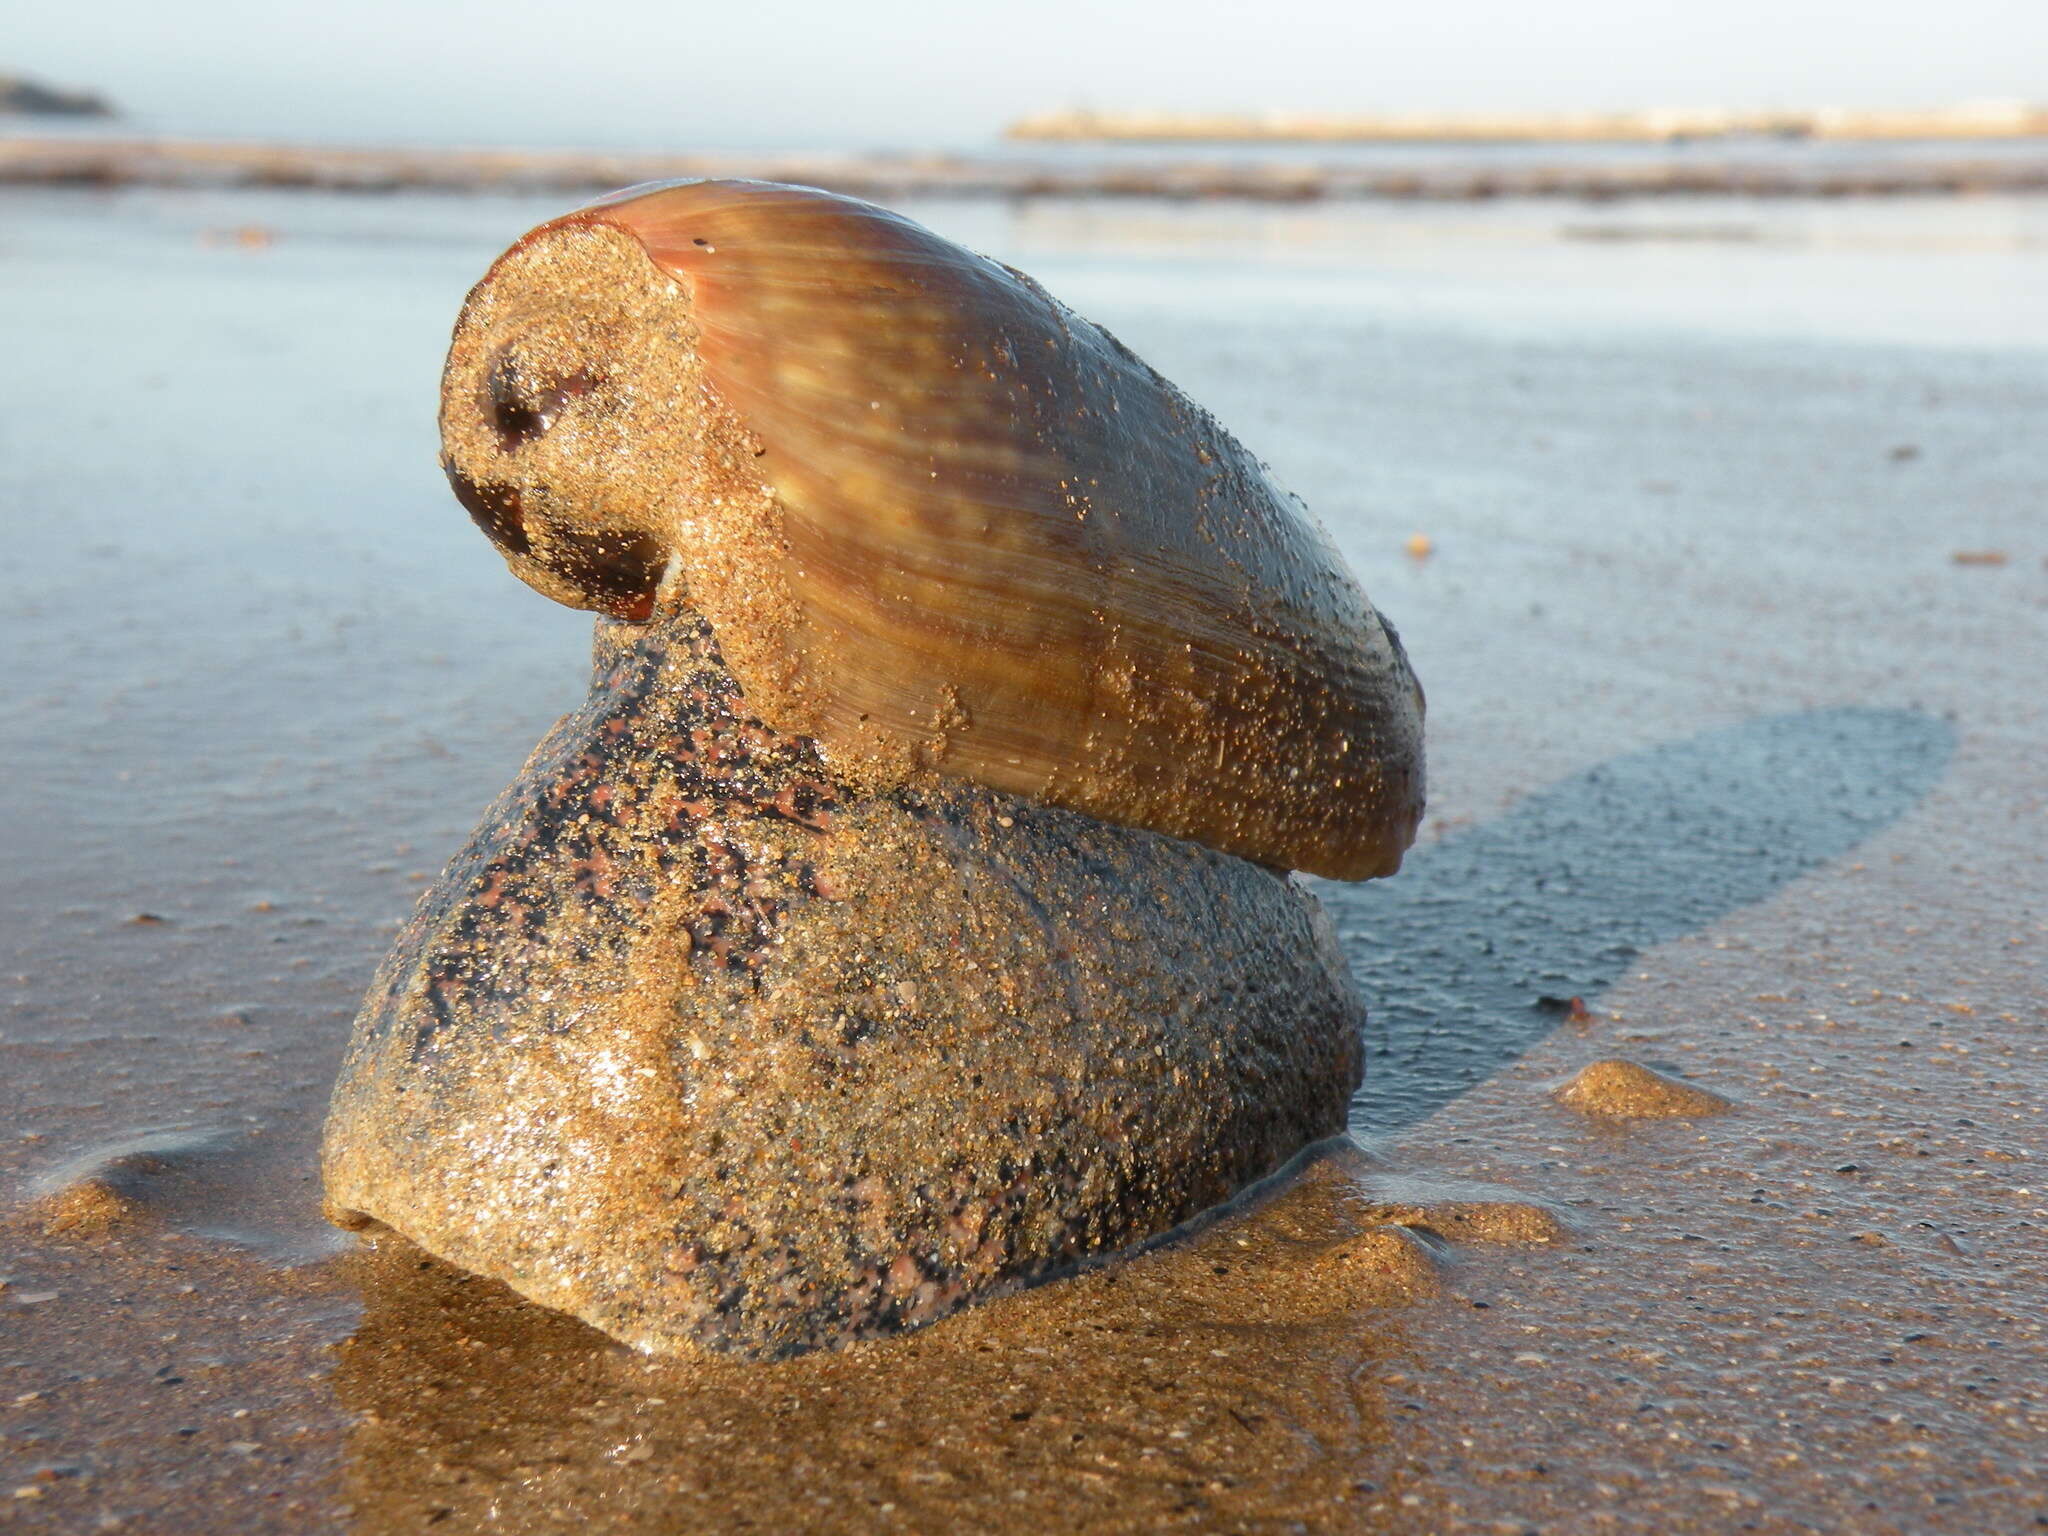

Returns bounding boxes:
[1,187,2044,1531]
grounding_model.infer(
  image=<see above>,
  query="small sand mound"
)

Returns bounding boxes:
[30,1177,135,1237]
[1555,1059,1732,1119]
[20,1127,232,1238]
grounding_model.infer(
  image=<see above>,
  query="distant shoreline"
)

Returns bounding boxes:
[1009,103,2048,144]
[4,135,2048,200]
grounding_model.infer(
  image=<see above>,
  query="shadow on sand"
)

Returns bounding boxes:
[1319,706,1957,1132]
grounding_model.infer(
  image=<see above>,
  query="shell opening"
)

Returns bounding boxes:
[486,354,605,452]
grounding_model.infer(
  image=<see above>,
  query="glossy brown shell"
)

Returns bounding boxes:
[440,179,1424,879]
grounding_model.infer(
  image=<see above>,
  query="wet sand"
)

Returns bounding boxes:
[2,188,2045,1531]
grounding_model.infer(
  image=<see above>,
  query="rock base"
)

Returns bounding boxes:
[322,615,1365,1358]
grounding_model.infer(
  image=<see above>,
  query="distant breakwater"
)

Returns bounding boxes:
[1008,103,2048,145]
[4,137,2048,200]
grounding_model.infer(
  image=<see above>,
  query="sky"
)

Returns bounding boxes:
[9,0,2048,149]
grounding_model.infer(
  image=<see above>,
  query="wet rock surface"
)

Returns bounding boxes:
[322,614,1367,1358]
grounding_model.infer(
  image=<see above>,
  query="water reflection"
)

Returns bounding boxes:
[334,1149,1420,1534]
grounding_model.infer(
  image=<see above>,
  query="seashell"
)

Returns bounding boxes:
[323,618,1366,1359]
[437,179,1423,880]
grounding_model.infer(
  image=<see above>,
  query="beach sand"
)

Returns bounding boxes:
[1,186,2043,1532]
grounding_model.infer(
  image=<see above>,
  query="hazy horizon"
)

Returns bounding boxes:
[9,0,2048,151]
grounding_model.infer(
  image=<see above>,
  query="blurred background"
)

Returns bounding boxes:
[6,0,2047,338]
[6,0,2048,149]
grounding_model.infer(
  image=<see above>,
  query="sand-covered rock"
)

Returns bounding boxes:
[323,615,1367,1358]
